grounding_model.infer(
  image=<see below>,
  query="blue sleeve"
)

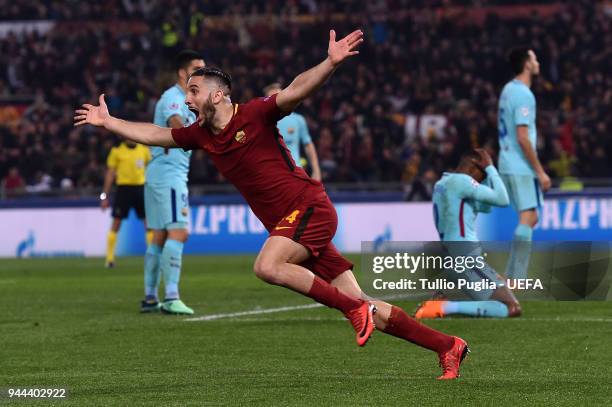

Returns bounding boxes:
[513,90,534,127]
[160,94,186,126]
[460,167,509,207]
[474,177,492,213]
[298,115,312,145]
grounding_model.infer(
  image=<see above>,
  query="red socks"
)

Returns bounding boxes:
[307,276,362,313]
[383,306,454,353]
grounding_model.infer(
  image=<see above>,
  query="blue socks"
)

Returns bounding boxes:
[161,239,184,300]
[443,301,509,318]
[144,244,162,299]
[505,224,533,280]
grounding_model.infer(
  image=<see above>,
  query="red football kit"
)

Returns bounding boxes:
[171,93,352,281]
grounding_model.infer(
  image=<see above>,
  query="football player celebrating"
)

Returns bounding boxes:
[75,29,469,380]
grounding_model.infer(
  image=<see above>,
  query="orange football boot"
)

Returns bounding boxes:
[345,301,376,346]
[437,336,470,380]
[414,300,447,319]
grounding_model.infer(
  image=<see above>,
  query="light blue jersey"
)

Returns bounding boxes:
[432,166,509,242]
[147,84,195,186]
[276,112,312,167]
[498,79,537,176]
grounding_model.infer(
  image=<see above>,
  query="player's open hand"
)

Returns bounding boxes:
[473,148,493,168]
[328,29,363,67]
[74,94,110,127]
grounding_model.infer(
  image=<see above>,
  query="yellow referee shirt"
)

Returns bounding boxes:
[106,143,151,185]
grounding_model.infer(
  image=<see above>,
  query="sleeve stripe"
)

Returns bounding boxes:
[459,199,465,238]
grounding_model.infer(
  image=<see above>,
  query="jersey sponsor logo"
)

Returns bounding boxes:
[169,102,180,111]
[287,127,295,134]
[234,129,246,143]
[520,107,529,117]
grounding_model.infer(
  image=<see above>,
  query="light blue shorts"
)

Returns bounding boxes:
[501,174,543,212]
[144,183,189,230]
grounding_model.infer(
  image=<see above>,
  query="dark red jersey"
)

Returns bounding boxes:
[171,94,325,231]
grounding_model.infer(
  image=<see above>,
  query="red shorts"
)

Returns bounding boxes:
[269,195,353,282]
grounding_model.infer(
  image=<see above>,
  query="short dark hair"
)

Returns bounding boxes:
[459,149,481,167]
[507,47,531,75]
[175,49,204,72]
[189,66,232,94]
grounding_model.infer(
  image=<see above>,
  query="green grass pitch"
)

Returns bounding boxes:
[1,256,611,406]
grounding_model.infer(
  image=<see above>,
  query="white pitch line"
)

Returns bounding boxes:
[184,303,323,322]
[186,304,612,324]
[184,293,419,322]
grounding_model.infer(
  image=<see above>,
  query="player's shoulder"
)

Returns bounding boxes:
[447,172,479,189]
[292,112,307,124]
[507,80,533,97]
[158,85,183,104]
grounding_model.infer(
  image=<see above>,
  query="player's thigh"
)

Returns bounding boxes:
[458,262,505,300]
[112,186,131,220]
[255,236,310,270]
[303,243,354,283]
[167,227,188,243]
[270,195,338,258]
[501,174,542,213]
[145,184,189,230]
[151,229,167,247]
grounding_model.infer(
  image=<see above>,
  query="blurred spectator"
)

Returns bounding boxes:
[1,166,25,197]
[0,0,609,197]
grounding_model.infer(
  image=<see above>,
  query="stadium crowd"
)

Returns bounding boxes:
[0,0,609,199]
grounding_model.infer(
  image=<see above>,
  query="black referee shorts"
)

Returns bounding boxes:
[111,185,146,220]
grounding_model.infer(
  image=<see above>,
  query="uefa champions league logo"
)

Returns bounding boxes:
[15,231,83,258]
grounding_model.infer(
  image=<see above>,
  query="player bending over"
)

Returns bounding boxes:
[75,29,468,380]
[416,149,522,319]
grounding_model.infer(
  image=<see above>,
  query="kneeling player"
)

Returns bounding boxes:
[416,149,522,319]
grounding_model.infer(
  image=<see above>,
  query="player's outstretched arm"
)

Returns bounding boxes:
[275,29,363,113]
[74,94,177,148]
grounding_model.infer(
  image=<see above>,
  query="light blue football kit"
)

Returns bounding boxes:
[432,166,511,316]
[143,84,195,301]
[145,84,194,230]
[498,79,541,280]
[433,166,508,242]
[498,79,542,211]
[276,112,312,166]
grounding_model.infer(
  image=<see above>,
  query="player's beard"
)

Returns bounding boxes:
[199,94,216,128]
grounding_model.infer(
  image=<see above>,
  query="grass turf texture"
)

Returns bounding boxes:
[1,256,611,406]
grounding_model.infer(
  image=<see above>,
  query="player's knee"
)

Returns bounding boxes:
[506,301,522,317]
[253,260,282,285]
[167,228,189,243]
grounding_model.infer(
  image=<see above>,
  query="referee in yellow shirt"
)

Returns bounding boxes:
[101,140,152,268]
